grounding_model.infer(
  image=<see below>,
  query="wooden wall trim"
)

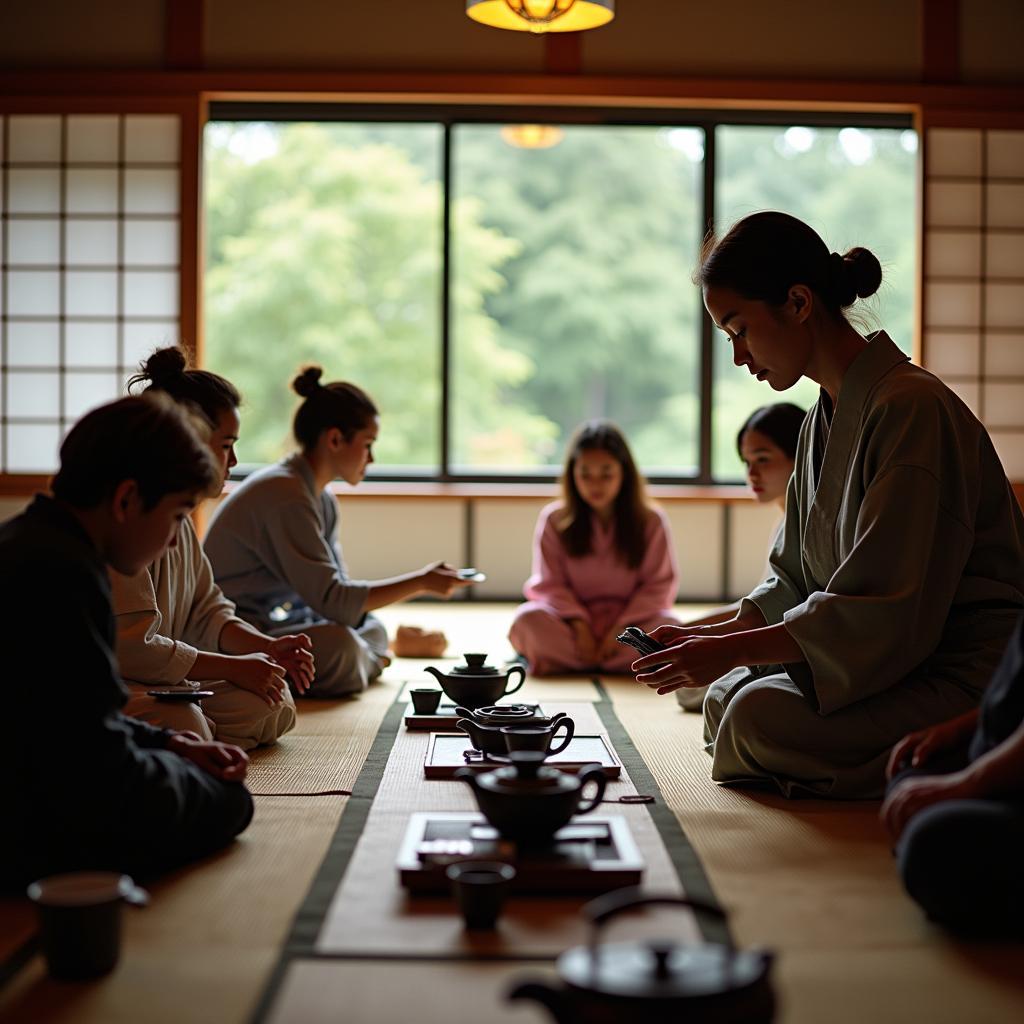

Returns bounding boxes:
[165,0,205,71]
[544,33,583,76]
[179,93,206,363]
[922,0,959,84]
[0,69,1020,113]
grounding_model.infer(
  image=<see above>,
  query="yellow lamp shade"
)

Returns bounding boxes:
[466,0,614,33]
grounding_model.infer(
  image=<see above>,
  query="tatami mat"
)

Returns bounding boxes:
[266,959,557,1024]
[601,676,1024,1024]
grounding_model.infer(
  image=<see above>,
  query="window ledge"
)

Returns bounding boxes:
[221,478,756,503]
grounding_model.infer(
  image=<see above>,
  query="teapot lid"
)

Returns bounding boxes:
[477,751,577,796]
[451,652,498,674]
[558,941,771,1001]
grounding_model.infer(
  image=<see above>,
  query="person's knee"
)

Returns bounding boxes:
[897,802,1018,929]
[306,628,378,696]
[124,693,213,739]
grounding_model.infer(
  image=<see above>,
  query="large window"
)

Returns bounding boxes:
[203,109,917,482]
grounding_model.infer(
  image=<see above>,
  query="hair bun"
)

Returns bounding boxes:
[141,346,187,385]
[292,366,324,398]
[837,247,882,305]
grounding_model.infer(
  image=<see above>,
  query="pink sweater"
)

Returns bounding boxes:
[524,502,679,630]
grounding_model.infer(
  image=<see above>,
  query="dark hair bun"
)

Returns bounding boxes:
[292,366,324,398]
[838,247,882,306]
[141,346,187,385]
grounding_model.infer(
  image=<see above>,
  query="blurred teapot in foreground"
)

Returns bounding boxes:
[508,889,775,1024]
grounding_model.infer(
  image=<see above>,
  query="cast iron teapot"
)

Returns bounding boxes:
[507,889,775,1024]
[455,750,605,846]
[424,653,526,711]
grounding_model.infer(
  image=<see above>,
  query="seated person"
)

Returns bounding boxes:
[111,347,312,749]
[1,395,253,887]
[677,402,804,711]
[204,366,472,697]
[881,614,1024,935]
[509,420,680,675]
[632,212,1024,798]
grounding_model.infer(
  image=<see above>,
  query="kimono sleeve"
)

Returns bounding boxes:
[110,565,198,685]
[264,497,370,627]
[523,505,589,621]
[616,508,679,624]
[178,520,247,652]
[784,464,973,716]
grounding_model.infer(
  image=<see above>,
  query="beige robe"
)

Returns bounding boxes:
[704,332,1024,798]
[110,518,295,750]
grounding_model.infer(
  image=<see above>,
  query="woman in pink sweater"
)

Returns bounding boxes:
[509,421,680,675]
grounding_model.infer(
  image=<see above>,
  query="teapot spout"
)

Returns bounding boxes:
[506,980,571,1024]
[423,666,446,683]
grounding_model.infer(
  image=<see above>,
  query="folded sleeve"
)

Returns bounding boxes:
[110,566,198,685]
[523,505,589,621]
[782,463,972,714]
[179,519,247,652]
[616,508,679,624]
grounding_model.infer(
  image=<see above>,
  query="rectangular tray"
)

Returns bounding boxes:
[404,702,546,732]
[397,812,644,893]
[424,733,621,779]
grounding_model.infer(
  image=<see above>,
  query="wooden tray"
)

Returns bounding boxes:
[424,733,621,779]
[404,702,546,732]
[397,812,644,893]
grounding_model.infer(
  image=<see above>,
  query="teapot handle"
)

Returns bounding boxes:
[573,763,607,814]
[584,888,731,950]
[546,716,575,755]
[502,664,526,696]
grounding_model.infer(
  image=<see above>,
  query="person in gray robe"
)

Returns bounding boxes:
[632,212,1024,798]
[205,366,471,696]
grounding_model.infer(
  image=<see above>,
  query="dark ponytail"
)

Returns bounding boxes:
[736,403,806,461]
[291,366,378,451]
[696,211,882,320]
[127,345,241,427]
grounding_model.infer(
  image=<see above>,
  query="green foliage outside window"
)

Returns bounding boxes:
[204,119,917,479]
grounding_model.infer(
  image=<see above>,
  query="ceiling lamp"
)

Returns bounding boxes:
[500,124,566,148]
[466,0,614,34]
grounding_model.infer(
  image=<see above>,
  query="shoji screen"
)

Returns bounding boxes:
[924,126,1024,479]
[0,111,182,473]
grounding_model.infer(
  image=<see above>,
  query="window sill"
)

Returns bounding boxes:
[220,478,756,503]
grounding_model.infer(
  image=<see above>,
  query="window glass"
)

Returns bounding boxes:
[713,126,918,479]
[203,121,443,469]
[450,123,703,474]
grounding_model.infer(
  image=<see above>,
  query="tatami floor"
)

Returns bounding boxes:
[2,603,1022,1024]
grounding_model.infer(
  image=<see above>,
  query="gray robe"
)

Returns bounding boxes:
[705,332,1024,798]
[204,454,388,696]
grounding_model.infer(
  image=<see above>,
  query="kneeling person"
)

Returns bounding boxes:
[1,396,253,886]
[112,348,312,748]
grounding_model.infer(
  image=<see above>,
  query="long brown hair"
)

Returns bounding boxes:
[557,421,650,569]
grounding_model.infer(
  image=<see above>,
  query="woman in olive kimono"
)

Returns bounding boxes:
[632,211,1024,798]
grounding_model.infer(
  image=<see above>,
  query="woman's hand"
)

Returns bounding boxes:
[885,712,978,781]
[597,629,621,663]
[264,633,315,694]
[420,562,473,598]
[880,771,976,842]
[167,733,249,782]
[569,619,598,664]
[633,636,739,695]
[224,652,288,706]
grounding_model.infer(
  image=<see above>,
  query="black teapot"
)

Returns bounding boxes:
[455,751,605,846]
[457,711,572,758]
[507,889,775,1024]
[424,654,525,711]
